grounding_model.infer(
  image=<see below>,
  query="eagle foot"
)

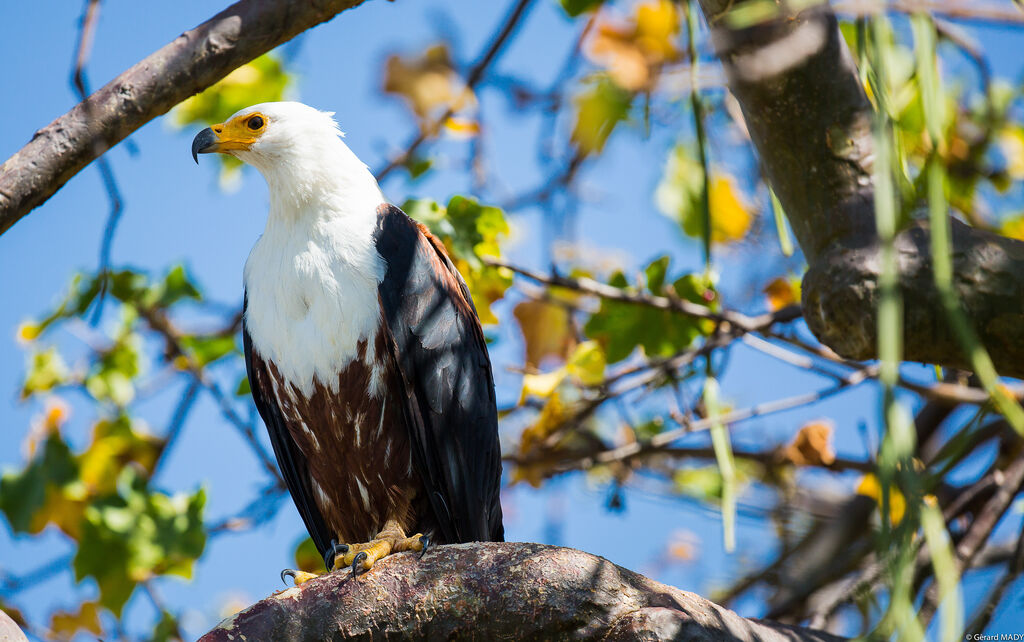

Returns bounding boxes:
[280,568,320,586]
[330,531,426,577]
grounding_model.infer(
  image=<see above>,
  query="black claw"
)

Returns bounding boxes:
[325,539,350,571]
[281,569,297,585]
[419,535,431,560]
[351,551,368,580]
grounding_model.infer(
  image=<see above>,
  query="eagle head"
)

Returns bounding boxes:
[191,101,359,172]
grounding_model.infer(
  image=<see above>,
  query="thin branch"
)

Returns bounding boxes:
[152,379,201,478]
[486,257,803,332]
[918,452,1024,626]
[136,305,281,484]
[833,0,1024,26]
[374,0,536,181]
[69,0,126,325]
[0,0,374,233]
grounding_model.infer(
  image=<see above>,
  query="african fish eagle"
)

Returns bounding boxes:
[191,101,504,578]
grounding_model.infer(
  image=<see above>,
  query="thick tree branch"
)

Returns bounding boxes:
[697,0,1024,378]
[200,542,842,641]
[0,0,373,235]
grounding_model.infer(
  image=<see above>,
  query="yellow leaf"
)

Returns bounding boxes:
[857,473,906,525]
[763,276,801,311]
[443,117,481,138]
[49,600,102,640]
[566,341,606,386]
[515,392,572,487]
[1001,214,1024,241]
[513,301,576,369]
[998,128,1024,180]
[709,176,753,243]
[571,76,632,155]
[29,484,87,540]
[586,0,680,91]
[781,420,835,467]
[16,320,41,345]
[521,368,567,401]
[384,44,475,133]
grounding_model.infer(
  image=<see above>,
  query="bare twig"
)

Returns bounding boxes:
[70,0,126,325]
[918,452,1024,626]
[374,0,536,181]
[0,0,374,233]
[486,257,803,332]
[136,305,281,484]
[833,0,1024,26]
[152,379,201,478]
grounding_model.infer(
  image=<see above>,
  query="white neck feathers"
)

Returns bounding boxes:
[242,134,387,397]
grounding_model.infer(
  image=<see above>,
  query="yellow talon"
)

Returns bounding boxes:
[281,569,321,586]
[329,524,426,576]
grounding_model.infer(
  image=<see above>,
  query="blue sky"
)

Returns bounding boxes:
[2,0,1023,638]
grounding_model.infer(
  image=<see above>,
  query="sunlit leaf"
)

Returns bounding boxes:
[293,536,322,573]
[74,469,206,615]
[514,300,576,368]
[571,75,632,155]
[384,44,474,134]
[21,347,70,399]
[235,376,251,397]
[584,257,716,363]
[521,369,567,401]
[79,416,163,496]
[566,341,606,386]
[656,146,755,244]
[587,0,680,91]
[404,196,512,324]
[1001,214,1024,241]
[85,331,144,407]
[179,335,237,367]
[561,0,604,17]
[856,473,906,525]
[781,420,835,467]
[49,600,103,640]
[763,276,801,311]
[0,433,78,535]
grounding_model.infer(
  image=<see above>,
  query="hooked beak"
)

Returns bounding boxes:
[191,127,218,164]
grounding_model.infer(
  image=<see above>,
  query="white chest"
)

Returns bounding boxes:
[243,214,385,396]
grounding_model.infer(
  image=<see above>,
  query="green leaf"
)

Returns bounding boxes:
[180,334,238,367]
[86,331,144,406]
[584,257,716,363]
[0,433,78,533]
[561,0,605,17]
[402,195,513,324]
[294,536,323,573]
[572,74,632,155]
[74,468,206,615]
[149,265,202,308]
[235,376,251,396]
[404,155,433,179]
[21,346,70,399]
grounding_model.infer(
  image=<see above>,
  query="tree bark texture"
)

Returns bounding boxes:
[0,611,27,642]
[698,0,1024,378]
[0,0,371,236]
[200,542,843,641]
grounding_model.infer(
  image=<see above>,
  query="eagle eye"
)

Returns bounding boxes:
[247,115,264,130]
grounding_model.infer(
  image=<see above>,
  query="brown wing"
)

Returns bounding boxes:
[373,203,504,543]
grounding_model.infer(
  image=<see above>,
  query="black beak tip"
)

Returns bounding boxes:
[191,127,216,165]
